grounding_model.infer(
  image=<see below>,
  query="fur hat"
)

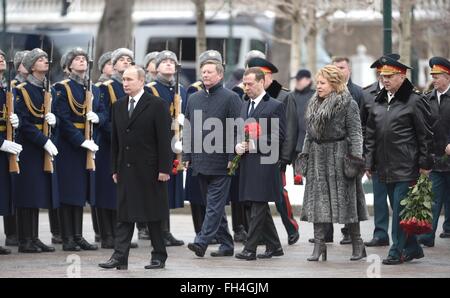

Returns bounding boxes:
[111,48,134,66]
[22,48,48,73]
[14,50,30,71]
[155,50,178,69]
[65,47,89,71]
[143,51,159,68]
[199,50,222,67]
[98,51,112,71]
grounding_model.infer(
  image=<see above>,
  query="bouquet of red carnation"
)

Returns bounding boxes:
[228,122,262,176]
[294,174,303,185]
[399,173,433,235]
[172,160,180,175]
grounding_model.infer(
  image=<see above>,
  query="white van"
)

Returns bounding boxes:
[134,16,272,84]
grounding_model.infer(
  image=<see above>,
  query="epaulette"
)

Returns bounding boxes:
[15,82,27,89]
[94,82,102,87]
[103,79,114,86]
[424,89,433,95]
[282,87,290,92]
[54,79,70,86]
[146,81,157,87]
[413,89,423,95]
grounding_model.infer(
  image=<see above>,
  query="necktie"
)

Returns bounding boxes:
[248,100,255,117]
[129,98,135,118]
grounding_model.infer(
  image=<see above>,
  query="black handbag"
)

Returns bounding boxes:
[343,154,365,178]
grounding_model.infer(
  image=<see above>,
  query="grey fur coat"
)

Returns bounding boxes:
[299,90,368,224]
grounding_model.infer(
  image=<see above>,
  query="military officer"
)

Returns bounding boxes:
[144,50,186,246]
[14,48,60,253]
[97,51,113,84]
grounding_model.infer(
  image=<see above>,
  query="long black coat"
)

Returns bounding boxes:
[111,91,172,222]
[428,88,450,172]
[238,93,286,203]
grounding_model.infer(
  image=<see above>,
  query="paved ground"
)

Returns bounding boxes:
[0,211,449,278]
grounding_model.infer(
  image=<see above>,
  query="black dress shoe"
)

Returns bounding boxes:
[439,231,450,238]
[5,236,18,246]
[340,234,352,245]
[0,246,11,255]
[144,259,165,269]
[288,231,299,245]
[235,249,256,260]
[130,242,139,249]
[233,230,247,243]
[257,247,284,259]
[165,232,184,246]
[210,249,234,257]
[33,239,55,252]
[18,241,42,253]
[62,240,81,251]
[98,258,128,270]
[51,234,63,244]
[75,237,98,250]
[382,255,403,265]
[309,237,333,243]
[417,237,434,247]
[403,250,424,262]
[364,237,389,247]
[187,242,206,257]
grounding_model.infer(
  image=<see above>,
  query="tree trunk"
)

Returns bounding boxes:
[272,16,291,88]
[306,5,317,76]
[193,0,206,78]
[290,10,302,90]
[399,0,412,80]
[94,0,135,80]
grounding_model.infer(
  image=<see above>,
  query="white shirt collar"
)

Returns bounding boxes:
[387,91,395,103]
[249,91,266,109]
[437,85,450,98]
[129,89,144,106]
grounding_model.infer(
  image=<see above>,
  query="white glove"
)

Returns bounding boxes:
[177,113,185,126]
[0,140,23,155]
[86,111,99,124]
[235,142,246,155]
[45,113,56,127]
[173,140,183,154]
[43,140,58,157]
[9,114,19,129]
[81,140,99,152]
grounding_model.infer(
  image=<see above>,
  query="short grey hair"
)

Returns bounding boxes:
[201,61,224,75]
[126,65,146,80]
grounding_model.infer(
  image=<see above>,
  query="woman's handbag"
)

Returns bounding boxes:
[343,154,365,178]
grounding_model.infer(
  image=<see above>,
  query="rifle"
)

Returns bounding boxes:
[222,39,227,72]
[43,42,54,173]
[85,37,95,171]
[6,37,20,173]
[173,40,183,171]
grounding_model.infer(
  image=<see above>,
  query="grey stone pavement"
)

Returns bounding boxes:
[0,208,449,278]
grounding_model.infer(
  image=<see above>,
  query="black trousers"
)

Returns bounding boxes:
[244,202,281,252]
[3,215,17,237]
[231,201,248,232]
[48,208,60,236]
[190,203,206,234]
[113,221,167,263]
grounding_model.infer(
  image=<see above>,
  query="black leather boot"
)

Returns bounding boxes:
[59,204,80,251]
[73,206,98,250]
[32,209,55,252]
[17,208,41,253]
[307,223,327,261]
[0,246,11,255]
[348,222,367,261]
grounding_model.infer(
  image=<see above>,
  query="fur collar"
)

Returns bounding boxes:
[305,90,352,138]
[266,80,283,98]
[375,78,415,103]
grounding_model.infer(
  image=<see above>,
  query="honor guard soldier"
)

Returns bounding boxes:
[417,57,450,247]
[362,54,400,248]
[54,47,104,251]
[97,51,113,84]
[365,55,433,265]
[60,52,70,79]
[144,50,186,246]
[14,48,60,253]
[143,51,159,84]
[2,50,29,247]
[247,57,300,245]
[97,48,140,247]
[0,49,23,254]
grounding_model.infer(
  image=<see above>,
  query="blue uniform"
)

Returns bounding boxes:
[0,86,14,216]
[14,82,59,209]
[96,78,125,209]
[145,79,186,209]
[53,79,106,207]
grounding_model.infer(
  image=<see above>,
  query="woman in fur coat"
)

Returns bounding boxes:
[299,65,368,261]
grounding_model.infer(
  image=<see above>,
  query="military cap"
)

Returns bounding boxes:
[155,50,178,69]
[429,56,450,75]
[98,51,112,71]
[379,55,412,75]
[143,51,159,69]
[199,50,222,67]
[244,50,266,66]
[22,48,48,73]
[370,53,400,71]
[111,48,134,66]
[66,47,89,71]
[14,50,30,70]
[247,57,278,74]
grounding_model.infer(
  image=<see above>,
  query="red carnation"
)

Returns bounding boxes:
[294,174,303,185]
